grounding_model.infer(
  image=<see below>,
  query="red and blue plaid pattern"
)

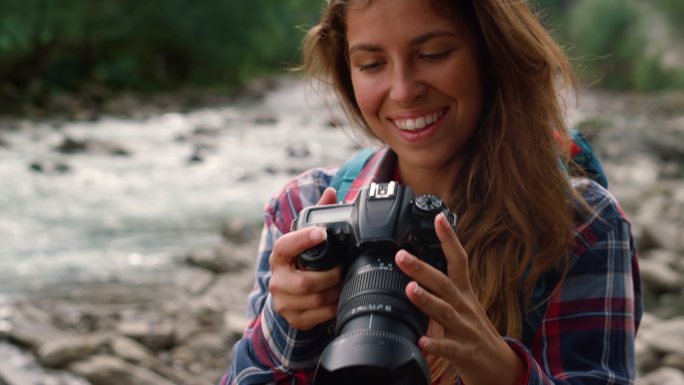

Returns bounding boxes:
[220,149,641,385]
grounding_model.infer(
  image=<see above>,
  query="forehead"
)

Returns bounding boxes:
[345,0,472,46]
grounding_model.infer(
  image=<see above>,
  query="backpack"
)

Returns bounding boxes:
[329,130,608,347]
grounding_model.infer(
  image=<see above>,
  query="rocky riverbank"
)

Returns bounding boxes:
[0,84,682,384]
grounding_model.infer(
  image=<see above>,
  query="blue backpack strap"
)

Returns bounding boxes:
[330,147,377,202]
[570,128,608,189]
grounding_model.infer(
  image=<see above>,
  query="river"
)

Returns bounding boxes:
[0,78,360,296]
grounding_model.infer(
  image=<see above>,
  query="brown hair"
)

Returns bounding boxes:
[303,0,577,346]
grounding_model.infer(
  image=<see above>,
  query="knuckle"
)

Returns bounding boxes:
[293,275,311,293]
[314,292,330,307]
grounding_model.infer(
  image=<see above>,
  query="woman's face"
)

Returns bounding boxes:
[346,0,483,181]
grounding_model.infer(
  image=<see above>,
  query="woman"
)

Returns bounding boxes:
[221,0,642,384]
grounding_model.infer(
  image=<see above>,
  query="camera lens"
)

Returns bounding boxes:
[313,249,430,385]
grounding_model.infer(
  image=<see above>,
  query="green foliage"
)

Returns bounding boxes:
[654,0,684,36]
[1,0,682,108]
[533,0,684,92]
[0,0,323,106]
[566,0,646,89]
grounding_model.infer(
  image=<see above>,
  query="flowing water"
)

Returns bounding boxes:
[0,79,360,295]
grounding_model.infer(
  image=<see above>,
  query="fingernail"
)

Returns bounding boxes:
[412,281,421,295]
[419,336,431,350]
[309,227,327,241]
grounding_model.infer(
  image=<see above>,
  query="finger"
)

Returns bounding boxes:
[317,187,338,205]
[418,335,460,362]
[396,250,455,300]
[286,305,338,330]
[405,280,460,329]
[269,226,328,266]
[272,285,342,314]
[434,213,469,287]
[270,266,342,296]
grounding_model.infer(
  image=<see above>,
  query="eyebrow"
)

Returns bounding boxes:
[348,30,459,54]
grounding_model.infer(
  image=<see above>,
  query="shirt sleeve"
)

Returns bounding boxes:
[220,169,337,385]
[506,179,643,385]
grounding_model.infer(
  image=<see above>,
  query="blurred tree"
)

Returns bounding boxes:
[0,0,323,108]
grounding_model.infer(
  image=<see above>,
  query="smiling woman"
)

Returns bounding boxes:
[220,1,642,385]
[345,0,483,201]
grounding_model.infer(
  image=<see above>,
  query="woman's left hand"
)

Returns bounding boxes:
[394,213,526,385]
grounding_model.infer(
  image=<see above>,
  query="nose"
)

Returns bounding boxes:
[389,66,425,104]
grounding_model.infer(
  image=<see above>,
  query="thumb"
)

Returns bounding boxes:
[317,187,338,206]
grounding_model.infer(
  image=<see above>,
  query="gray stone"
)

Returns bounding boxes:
[54,136,130,156]
[636,337,661,373]
[664,353,684,371]
[69,355,176,385]
[641,317,684,356]
[185,242,249,274]
[637,367,684,385]
[6,306,72,349]
[37,334,107,368]
[176,267,216,295]
[639,219,684,252]
[117,321,176,351]
[107,335,157,366]
[639,258,684,292]
[107,336,210,385]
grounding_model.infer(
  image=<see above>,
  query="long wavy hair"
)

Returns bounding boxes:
[303,0,578,360]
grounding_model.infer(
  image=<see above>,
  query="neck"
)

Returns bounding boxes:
[396,156,463,204]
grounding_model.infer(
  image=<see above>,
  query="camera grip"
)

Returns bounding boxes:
[297,236,336,271]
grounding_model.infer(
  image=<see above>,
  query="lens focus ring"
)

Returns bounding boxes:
[336,252,428,336]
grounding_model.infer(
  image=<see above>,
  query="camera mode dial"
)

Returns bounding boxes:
[413,194,444,220]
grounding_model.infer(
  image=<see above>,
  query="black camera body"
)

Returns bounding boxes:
[292,182,457,385]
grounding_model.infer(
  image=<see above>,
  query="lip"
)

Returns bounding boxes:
[387,107,449,142]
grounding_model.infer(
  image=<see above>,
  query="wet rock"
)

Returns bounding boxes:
[221,218,259,244]
[326,115,344,129]
[69,355,176,385]
[187,144,212,163]
[29,159,72,174]
[286,143,311,158]
[251,111,278,125]
[185,243,249,274]
[55,136,131,156]
[193,126,222,137]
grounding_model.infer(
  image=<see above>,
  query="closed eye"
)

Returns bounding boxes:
[357,61,386,72]
[420,49,455,61]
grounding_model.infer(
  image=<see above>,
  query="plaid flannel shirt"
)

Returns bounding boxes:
[220,148,642,385]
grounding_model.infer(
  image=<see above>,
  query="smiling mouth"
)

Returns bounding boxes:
[392,109,444,131]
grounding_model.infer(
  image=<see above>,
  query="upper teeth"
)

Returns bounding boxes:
[394,111,442,131]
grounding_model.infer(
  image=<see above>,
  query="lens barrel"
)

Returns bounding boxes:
[313,251,430,385]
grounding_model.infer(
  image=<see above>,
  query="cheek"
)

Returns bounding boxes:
[351,76,383,120]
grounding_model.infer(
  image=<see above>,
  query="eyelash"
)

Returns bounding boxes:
[356,50,454,72]
[420,49,454,61]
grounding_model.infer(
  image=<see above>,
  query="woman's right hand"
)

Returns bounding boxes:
[268,187,343,330]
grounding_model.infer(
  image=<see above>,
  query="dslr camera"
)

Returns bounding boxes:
[293,182,457,385]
